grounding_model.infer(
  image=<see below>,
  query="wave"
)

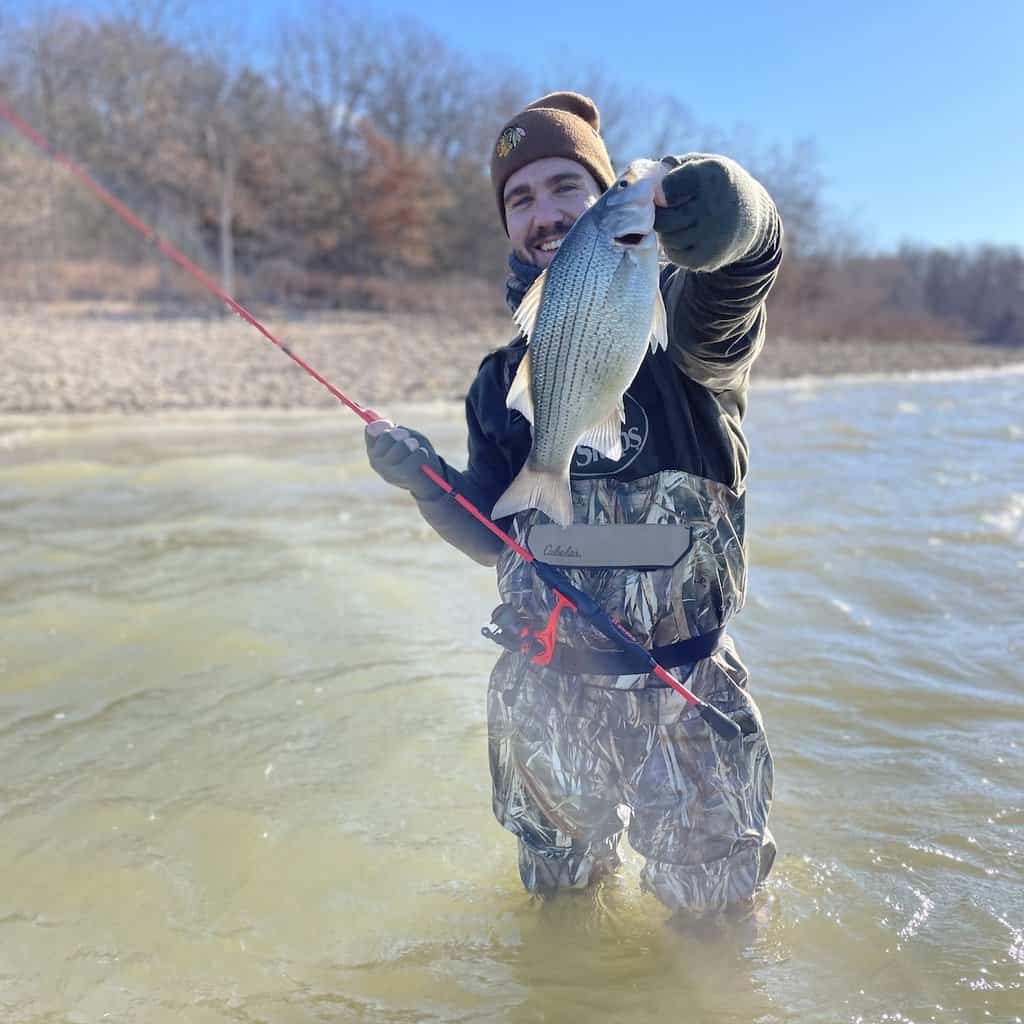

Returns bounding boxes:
[752,360,1024,391]
[981,493,1024,540]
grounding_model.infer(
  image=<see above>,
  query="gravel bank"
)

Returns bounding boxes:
[2,305,1021,415]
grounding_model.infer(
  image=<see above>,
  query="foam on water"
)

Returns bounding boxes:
[981,492,1024,540]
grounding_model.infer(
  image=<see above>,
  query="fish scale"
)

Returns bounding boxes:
[492,159,670,527]
[533,235,608,457]
[531,221,648,446]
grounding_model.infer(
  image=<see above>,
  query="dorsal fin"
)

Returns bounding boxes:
[512,269,547,342]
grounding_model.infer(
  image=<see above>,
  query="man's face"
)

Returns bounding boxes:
[503,157,603,268]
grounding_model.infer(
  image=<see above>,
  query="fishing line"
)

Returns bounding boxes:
[0,100,740,740]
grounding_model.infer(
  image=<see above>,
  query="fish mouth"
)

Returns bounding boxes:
[614,232,647,246]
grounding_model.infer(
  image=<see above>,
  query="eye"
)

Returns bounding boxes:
[617,179,628,189]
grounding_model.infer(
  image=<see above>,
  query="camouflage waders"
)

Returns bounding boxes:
[487,469,775,914]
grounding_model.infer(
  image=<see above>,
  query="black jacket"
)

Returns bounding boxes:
[418,169,783,567]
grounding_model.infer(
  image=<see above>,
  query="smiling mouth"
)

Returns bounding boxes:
[534,236,565,255]
[615,233,646,246]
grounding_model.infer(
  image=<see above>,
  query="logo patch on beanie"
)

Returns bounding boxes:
[496,126,526,159]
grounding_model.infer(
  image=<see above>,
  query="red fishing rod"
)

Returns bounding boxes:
[0,99,740,741]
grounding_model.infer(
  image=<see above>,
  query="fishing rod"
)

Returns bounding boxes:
[0,100,741,741]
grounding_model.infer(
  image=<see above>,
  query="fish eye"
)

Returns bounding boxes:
[617,179,628,188]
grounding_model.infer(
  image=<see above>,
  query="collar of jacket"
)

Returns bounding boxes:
[505,251,544,313]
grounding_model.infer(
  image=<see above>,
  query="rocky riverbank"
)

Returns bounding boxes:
[2,304,1021,415]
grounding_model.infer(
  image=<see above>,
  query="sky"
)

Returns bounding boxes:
[11,0,1024,251]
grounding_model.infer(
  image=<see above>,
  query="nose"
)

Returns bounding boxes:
[531,191,565,232]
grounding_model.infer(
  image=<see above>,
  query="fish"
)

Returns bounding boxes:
[491,158,670,527]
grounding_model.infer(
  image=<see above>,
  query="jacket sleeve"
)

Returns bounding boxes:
[413,357,514,568]
[661,162,784,394]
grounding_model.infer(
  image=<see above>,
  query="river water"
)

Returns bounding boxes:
[1,368,1022,1024]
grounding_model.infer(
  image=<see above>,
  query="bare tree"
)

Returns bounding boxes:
[266,6,380,275]
[185,0,274,298]
[11,12,96,264]
[1,0,1017,342]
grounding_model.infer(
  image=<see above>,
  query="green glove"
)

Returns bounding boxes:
[654,153,770,272]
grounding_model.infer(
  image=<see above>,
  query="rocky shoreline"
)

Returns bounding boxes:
[2,305,1021,415]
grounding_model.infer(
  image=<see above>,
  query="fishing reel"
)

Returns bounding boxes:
[481,600,571,666]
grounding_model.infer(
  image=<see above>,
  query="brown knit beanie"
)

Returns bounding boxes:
[490,91,617,233]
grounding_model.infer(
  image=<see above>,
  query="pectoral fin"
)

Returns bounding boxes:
[512,270,547,343]
[505,350,533,424]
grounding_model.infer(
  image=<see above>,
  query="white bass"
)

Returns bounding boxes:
[491,158,670,527]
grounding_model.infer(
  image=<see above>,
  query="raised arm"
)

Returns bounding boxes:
[654,153,784,392]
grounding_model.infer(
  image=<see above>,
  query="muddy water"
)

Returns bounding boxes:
[1,370,1022,1023]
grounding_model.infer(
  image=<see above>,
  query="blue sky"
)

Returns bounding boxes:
[14,0,1023,250]
[356,0,1023,251]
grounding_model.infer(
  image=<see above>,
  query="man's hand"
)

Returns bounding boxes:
[365,420,444,501]
[653,153,763,272]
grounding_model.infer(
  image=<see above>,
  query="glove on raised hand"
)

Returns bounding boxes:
[365,420,444,502]
[654,153,770,272]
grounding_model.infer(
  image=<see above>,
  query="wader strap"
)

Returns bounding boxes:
[543,626,724,677]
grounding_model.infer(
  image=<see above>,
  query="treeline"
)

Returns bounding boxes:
[1,3,1021,344]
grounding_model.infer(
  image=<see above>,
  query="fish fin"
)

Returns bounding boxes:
[577,402,624,462]
[506,350,534,424]
[492,464,574,527]
[649,286,668,351]
[512,270,547,342]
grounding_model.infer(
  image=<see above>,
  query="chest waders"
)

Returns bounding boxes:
[487,469,746,686]
[484,470,776,913]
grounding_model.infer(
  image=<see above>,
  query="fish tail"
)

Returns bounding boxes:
[491,464,573,527]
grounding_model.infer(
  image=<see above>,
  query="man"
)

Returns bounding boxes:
[365,92,782,919]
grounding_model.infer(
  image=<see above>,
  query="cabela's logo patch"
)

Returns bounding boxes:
[496,125,526,158]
